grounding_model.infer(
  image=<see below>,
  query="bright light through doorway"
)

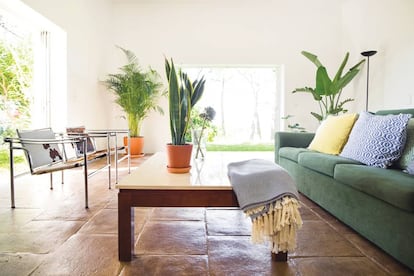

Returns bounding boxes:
[184,66,283,145]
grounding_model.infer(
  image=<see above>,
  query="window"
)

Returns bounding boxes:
[0,1,67,136]
[184,66,284,145]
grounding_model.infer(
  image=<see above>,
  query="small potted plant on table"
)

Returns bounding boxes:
[165,57,205,173]
[191,106,216,160]
[103,47,165,156]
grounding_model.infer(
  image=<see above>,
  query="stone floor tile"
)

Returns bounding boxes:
[136,221,207,255]
[34,201,103,221]
[345,233,414,275]
[2,174,71,209]
[79,207,150,235]
[79,208,118,234]
[105,197,119,209]
[120,255,209,276]
[206,209,251,236]
[294,256,389,276]
[31,233,121,276]
[0,253,44,276]
[326,218,358,235]
[150,207,205,221]
[292,221,363,257]
[309,204,339,222]
[208,236,299,276]
[298,205,320,221]
[0,155,412,275]
[0,220,83,254]
[0,208,42,233]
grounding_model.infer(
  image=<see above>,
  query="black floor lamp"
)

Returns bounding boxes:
[361,50,377,111]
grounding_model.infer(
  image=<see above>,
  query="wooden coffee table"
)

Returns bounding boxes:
[116,152,287,262]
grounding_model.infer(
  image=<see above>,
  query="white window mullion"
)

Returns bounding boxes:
[40,30,51,127]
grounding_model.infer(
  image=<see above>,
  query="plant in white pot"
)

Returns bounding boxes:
[103,47,165,156]
[165,57,205,173]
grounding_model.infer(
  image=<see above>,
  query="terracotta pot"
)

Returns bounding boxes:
[124,136,144,157]
[166,143,193,173]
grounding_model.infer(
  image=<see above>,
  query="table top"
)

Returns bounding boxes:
[116,151,272,190]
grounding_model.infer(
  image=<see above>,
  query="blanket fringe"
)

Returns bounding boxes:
[245,196,303,253]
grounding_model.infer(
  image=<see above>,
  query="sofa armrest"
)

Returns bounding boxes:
[274,131,315,163]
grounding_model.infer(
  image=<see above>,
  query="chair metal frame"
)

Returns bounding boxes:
[3,128,130,209]
[86,129,131,185]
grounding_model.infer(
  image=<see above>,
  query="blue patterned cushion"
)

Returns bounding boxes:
[340,112,412,168]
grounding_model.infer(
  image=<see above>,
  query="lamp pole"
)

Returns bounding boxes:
[361,50,377,111]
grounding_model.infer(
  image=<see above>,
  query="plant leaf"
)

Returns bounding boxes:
[332,52,349,84]
[167,58,181,145]
[349,59,366,71]
[292,87,322,101]
[301,51,323,67]
[332,67,360,92]
[315,66,333,95]
[191,76,206,107]
[311,112,323,121]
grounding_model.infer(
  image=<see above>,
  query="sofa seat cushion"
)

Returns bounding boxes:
[298,151,361,177]
[279,147,310,162]
[334,164,414,212]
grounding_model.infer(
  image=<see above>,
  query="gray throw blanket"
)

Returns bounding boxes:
[227,159,299,211]
[227,159,302,253]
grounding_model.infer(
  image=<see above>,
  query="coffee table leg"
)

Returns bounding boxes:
[118,191,135,261]
[272,251,288,262]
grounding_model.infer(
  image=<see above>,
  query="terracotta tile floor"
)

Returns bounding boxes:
[0,154,412,276]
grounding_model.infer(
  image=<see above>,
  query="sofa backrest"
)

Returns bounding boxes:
[375,108,414,116]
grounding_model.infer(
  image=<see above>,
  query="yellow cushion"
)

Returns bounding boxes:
[308,113,358,155]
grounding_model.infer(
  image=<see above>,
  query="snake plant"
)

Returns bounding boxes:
[293,51,365,121]
[165,57,206,145]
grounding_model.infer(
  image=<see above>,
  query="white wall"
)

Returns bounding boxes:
[110,0,346,152]
[341,0,414,112]
[20,0,414,153]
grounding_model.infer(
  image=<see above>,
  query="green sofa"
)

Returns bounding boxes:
[275,109,414,271]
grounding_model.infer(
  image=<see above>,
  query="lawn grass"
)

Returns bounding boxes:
[0,149,25,168]
[206,143,274,151]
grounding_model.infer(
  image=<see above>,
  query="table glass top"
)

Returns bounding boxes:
[116,151,273,190]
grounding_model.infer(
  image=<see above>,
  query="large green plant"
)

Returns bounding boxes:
[165,58,206,145]
[103,47,165,137]
[293,51,365,121]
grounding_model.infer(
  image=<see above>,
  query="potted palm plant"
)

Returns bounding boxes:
[293,51,365,121]
[165,57,205,173]
[103,47,165,156]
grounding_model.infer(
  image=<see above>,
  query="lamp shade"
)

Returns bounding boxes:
[361,50,377,57]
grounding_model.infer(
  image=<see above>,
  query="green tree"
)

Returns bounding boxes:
[0,39,33,138]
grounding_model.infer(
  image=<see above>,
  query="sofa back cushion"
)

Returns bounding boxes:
[395,119,414,170]
[406,160,414,175]
[308,113,358,155]
[340,111,412,168]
